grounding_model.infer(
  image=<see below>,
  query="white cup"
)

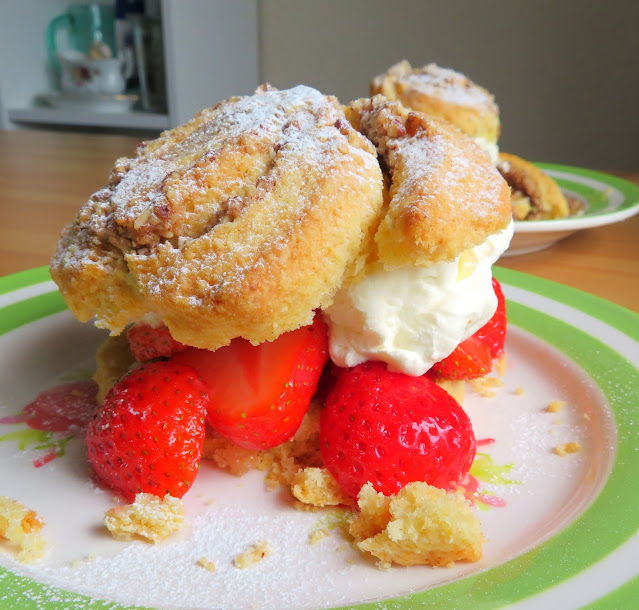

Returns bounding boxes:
[58,50,131,97]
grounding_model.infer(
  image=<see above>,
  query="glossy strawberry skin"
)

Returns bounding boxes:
[320,362,476,499]
[473,277,507,359]
[127,322,187,362]
[86,361,208,502]
[172,314,329,450]
[429,335,492,380]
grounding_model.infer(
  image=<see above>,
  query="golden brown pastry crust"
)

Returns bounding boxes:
[347,96,511,265]
[497,152,569,220]
[50,85,384,350]
[370,60,500,143]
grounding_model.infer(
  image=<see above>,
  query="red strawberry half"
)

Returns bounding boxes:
[320,362,476,499]
[86,361,209,501]
[429,277,507,380]
[429,335,492,381]
[473,277,507,359]
[172,314,329,450]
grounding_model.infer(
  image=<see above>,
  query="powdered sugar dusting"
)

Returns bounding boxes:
[404,64,497,113]
[49,83,384,342]
[54,83,376,270]
[111,86,332,220]
[391,130,501,218]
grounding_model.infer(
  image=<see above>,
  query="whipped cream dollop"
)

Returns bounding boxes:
[474,137,499,165]
[324,221,514,376]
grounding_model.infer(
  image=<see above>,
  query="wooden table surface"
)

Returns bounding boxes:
[1,129,638,313]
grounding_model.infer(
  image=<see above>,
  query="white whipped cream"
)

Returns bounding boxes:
[474,137,499,165]
[324,221,514,376]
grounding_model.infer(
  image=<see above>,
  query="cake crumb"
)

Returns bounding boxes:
[292,467,352,507]
[546,400,566,413]
[309,529,329,544]
[197,494,216,506]
[514,387,525,396]
[469,375,503,398]
[93,333,138,404]
[435,379,465,404]
[349,482,484,567]
[495,353,508,377]
[553,442,582,457]
[233,541,272,568]
[0,496,47,563]
[198,557,216,572]
[104,493,185,543]
[71,553,96,567]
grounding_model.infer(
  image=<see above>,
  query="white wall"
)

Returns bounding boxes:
[259,0,639,172]
[162,0,259,126]
[0,0,70,123]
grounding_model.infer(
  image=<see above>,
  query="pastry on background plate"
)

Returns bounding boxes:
[370,60,501,163]
[496,151,570,220]
[371,59,571,220]
[50,83,513,567]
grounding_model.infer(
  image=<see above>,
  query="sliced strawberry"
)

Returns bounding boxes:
[320,361,476,498]
[429,334,492,380]
[86,361,208,501]
[172,314,329,450]
[127,322,187,362]
[473,277,507,359]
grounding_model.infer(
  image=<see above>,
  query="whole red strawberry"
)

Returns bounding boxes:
[320,362,476,499]
[127,322,187,362]
[86,361,208,501]
[173,314,329,450]
[474,277,507,359]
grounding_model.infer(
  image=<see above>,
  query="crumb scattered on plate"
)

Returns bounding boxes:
[349,482,484,568]
[104,493,185,543]
[198,557,216,572]
[233,541,272,568]
[546,400,566,413]
[0,496,47,563]
[292,467,350,507]
[553,442,582,457]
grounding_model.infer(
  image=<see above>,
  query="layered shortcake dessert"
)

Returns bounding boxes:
[50,85,513,567]
[371,60,572,220]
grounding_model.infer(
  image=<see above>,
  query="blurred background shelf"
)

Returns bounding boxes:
[0,0,259,137]
[7,107,170,130]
